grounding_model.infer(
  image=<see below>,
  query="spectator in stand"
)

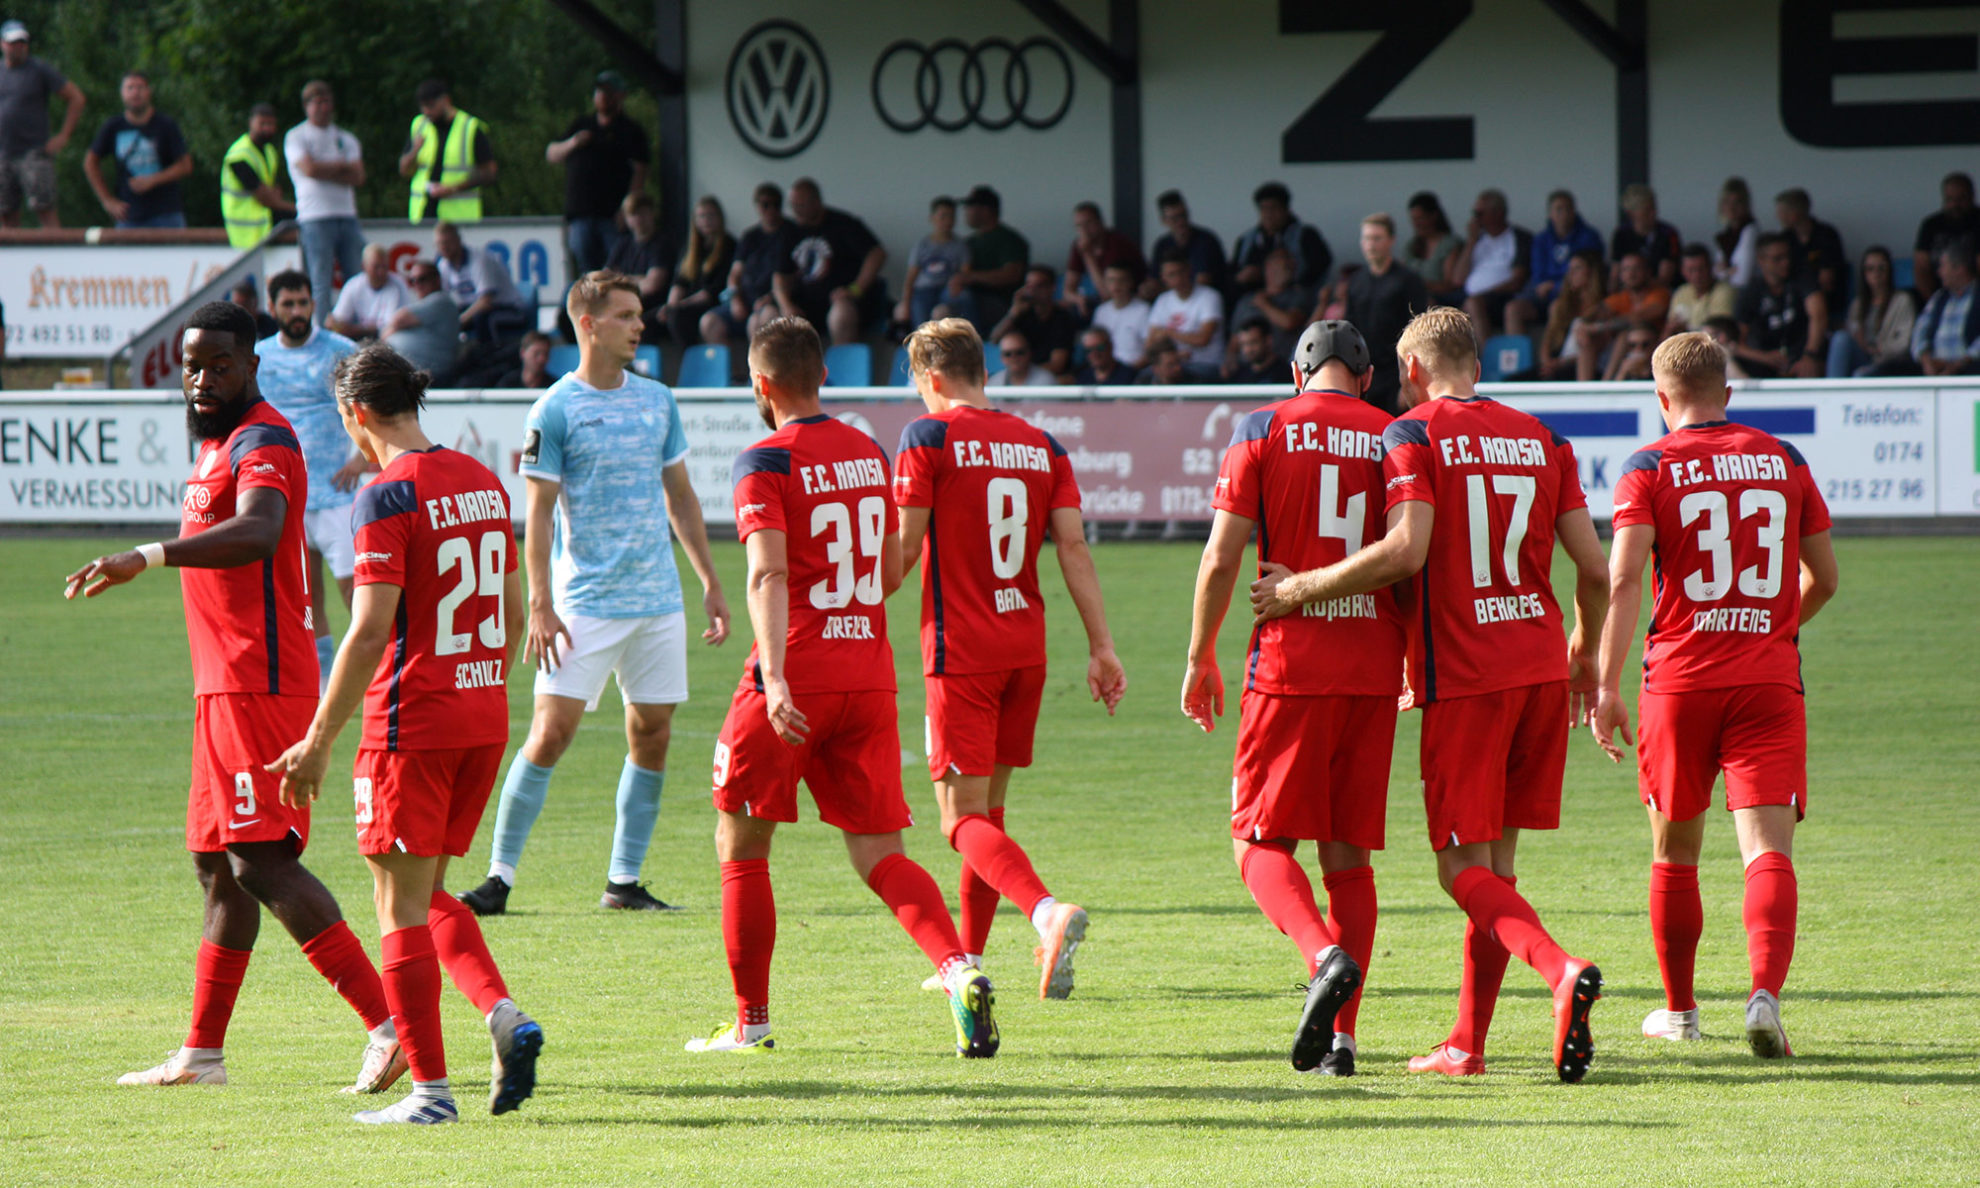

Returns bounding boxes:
[1231,248,1307,361]
[1507,189,1602,335]
[495,331,555,388]
[1090,262,1151,369]
[1342,213,1428,414]
[1666,243,1737,333]
[1147,188,1228,301]
[955,184,1028,332]
[1073,326,1136,385]
[1733,231,1826,378]
[228,279,279,340]
[1612,183,1681,290]
[1538,249,1608,380]
[1714,177,1758,287]
[286,81,366,324]
[895,195,968,330]
[1575,251,1669,380]
[1221,318,1286,384]
[1135,341,1191,385]
[0,20,84,229]
[400,78,495,224]
[82,72,190,229]
[1913,172,1977,302]
[1063,200,1146,318]
[1876,238,1980,376]
[1147,249,1225,378]
[1451,188,1531,339]
[1775,187,1846,316]
[433,219,529,344]
[219,104,292,250]
[1700,316,1750,379]
[327,243,412,340]
[1402,190,1461,300]
[383,259,461,382]
[702,181,792,348]
[605,190,672,327]
[986,331,1054,387]
[656,195,733,345]
[547,70,648,275]
[1825,246,1916,378]
[1232,181,1332,300]
[990,264,1079,377]
[1605,324,1659,382]
[774,176,887,346]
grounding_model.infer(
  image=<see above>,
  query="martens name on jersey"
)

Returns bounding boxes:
[1475,592,1547,624]
[1667,453,1790,488]
[1283,423,1384,461]
[821,614,877,640]
[952,439,1053,473]
[797,457,888,494]
[1441,434,1547,468]
[1300,593,1379,620]
[1692,606,1773,633]
[454,658,505,689]
[426,488,507,530]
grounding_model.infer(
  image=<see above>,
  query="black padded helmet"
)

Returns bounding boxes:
[1293,319,1372,377]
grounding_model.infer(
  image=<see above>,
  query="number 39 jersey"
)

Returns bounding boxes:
[1612,420,1830,694]
[732,415,899,694]
[894,406,1082,676]
[1383,396,1588,704]
[350,447,518,751]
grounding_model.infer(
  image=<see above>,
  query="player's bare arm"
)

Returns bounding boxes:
[743,529,808,745]
[897,504,931,576]
[662,459,732,645]
[1250,501,1432,623]
[1798,531,1840,625]
[1181,509,1252,731]
[64,486,289,600]
[1557,507,1612,729]
[1050,506,1127,714]
[522,475,571,669]
[266,582,403,807]
[880,532,905,598]
[1592,523,1655,763]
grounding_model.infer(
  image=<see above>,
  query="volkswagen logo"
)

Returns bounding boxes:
[727,19,830,159]
[871,37,1074,134]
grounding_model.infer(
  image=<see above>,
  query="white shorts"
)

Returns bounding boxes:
[534,610,689,710]
[304,504,356,579]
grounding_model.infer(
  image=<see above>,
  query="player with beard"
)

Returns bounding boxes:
[65,302,406,1094]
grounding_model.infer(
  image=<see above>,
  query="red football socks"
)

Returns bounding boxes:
[1744,851,1798,998]
[948,813,1052,919]
[1650,862,1703,1011]
[184,941,252,1050]
[866,852,967,970]
[299,919,392,1031]
[1446,873,1516,1055]
[381,926,446,1083]
[427,890,510,1013]
[1238,841,1335,975]
[958,807,1008,955]
[1451,865,1572,989]
[720,859,775,1029]
[1322,865,1378,1037]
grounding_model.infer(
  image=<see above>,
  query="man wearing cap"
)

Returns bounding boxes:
[0,20,86,228]
[547,71,649,275]
[954,185,1029,334]
[1182,319,1402,1078]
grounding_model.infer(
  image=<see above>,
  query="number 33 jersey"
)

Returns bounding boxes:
[1612,420,1830,694]
[350,447,519,751]
[1382,396,1588,704]
[894,406,1082,676]
[732,415,899,694]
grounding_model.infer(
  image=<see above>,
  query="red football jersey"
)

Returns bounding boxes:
[732,415,898,695]
[1383,396,1589,703]
[894,406,1082,676]
[1214,388,1403,696]
[1612,420,1830,694]
[180,399,319,697]
[350,447,518,751]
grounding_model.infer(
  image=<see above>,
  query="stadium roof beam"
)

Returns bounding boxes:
[544,0,683,93]
[1012,0,1143,244]
[1538,0,1649,192]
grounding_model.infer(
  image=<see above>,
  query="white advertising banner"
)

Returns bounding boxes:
[1937,389,1980,516]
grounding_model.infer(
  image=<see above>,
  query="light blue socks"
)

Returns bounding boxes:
[607,761,665,885]
[315,634,335,693]
[487,757,554,882]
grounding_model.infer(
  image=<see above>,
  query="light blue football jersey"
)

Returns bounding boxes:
[255,327,358,510]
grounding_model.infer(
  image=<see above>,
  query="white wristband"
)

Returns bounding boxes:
[137,542,167,570]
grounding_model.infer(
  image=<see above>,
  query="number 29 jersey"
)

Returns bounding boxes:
[731,415,899,695]
[1612,420,1830,695]
[894,406,1082,676]
[350,447,518,752]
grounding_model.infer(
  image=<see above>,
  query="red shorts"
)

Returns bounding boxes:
[1636,685,1807,822]
[1419,681,1569,849]
[923,665,1046,780]
[713,685,913,834]
[352,744,506,857]
[1232,691,1397,849]
[188,693,315,854]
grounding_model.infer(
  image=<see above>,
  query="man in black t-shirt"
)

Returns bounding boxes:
[703,182,795,349]
[1913,172,1977,303]
[1774,188,1846,316]
[548,71,649,275]
[1220,318,1288,385]
[83,72,190,228]
[773,177,886,346]
[1343,213,1429,413]
[990,265,1078,377]
[1733,232,1826,379]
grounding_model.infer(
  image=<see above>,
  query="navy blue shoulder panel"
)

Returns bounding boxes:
[731,446,791,487]
[1382,417,1432,449]
[898,416,949,454]
[1780,438,1809,467]
[229,421,300,471]
[1546,426,1571,448]
[1621,448,1663,477]
[353,480,420,529]
[1043,430,1069,458]
[1228,407,1276,448]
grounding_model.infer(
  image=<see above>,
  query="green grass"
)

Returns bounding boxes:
[2,534,1976,1185]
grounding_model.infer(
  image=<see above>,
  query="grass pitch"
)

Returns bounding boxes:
[1,534,1975,1186]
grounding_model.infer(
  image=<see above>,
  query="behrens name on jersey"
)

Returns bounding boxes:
[1668,453,1789,488]
[798,457,888,494]
[427,488,506,529]
[953,439,1052,472]
[1441,434,1547,467]
[1475,593,1547,624]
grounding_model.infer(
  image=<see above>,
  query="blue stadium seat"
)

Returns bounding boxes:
[632,344,662,379]
[824,342,871,387]
[1892,254,1915,292]
[548,344,580,378]
[1480,334,1533,383]
[891,345,915,387]
[676,344,729,389]
[985,345,1006,376]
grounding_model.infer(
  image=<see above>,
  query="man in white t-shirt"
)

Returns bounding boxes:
[285,80,366,324]
[1146,251,1224,378]
[328,243,413,340]
[1090,263,1151,368]
[1452,188,1531,338]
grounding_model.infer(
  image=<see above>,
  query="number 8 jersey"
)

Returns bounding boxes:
[1612,420,1830,694]
[894,406,1082,676]
[350,447,519,750]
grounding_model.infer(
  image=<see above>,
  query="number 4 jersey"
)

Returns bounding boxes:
[732,415,899,693]
[351,446,519,751]
[1612,420,1830,694]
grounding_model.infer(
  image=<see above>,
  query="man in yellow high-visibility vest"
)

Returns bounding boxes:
[399,79,495,224]
[220,104,293,249]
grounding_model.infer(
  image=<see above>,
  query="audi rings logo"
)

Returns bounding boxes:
[727,20,830,159]
[871,37,1074,134]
